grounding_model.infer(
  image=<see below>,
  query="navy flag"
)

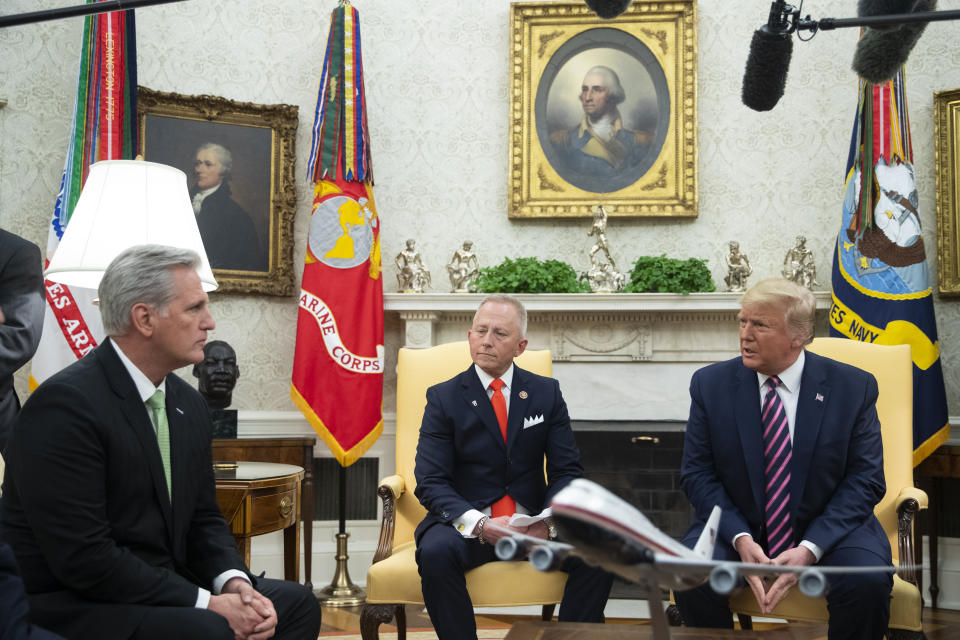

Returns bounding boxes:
[830,70,949,465]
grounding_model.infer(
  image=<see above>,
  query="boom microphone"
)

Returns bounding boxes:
[852,0,937,83]
[584,0,633,19]
[741,0,794,112]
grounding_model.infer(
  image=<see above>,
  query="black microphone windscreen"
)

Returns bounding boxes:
[584,0,633,19]
[852,0,936,83]
[742,27,794,112]
[858,0,927,31]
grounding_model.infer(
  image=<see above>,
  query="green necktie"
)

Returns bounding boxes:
[146,390,172,501]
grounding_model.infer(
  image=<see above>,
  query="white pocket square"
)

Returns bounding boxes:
[523,414,545,429]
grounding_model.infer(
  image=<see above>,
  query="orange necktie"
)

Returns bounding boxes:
[488,378,516,518]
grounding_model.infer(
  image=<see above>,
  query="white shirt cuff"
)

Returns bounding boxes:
[732,532,752,547]
[211,570,251,597]
[799,539,823,562]
[196,588,211,609]
[453,509,487,538]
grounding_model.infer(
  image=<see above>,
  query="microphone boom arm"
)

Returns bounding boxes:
[815,9,960,31]
[0,0,188,29]
[770,1,960,34]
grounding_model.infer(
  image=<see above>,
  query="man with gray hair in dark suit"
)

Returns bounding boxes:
[2,244,320,640]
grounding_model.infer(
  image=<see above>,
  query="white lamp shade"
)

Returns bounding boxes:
[45,159,218,291]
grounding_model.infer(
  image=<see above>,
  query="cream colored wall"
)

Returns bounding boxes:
[2,0,959,418]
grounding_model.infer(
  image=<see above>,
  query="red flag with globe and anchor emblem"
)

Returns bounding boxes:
[291,1,383,466]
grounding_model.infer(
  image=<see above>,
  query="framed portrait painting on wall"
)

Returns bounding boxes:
[935,87,960,295]
[508,1,697,218]
[138,87,298,295]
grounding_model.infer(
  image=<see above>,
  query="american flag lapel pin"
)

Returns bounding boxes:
[815,393,824,403]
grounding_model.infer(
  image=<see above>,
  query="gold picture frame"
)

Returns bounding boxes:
[935,88,960,295]
[138,87,298,295]
[508,0,697,218]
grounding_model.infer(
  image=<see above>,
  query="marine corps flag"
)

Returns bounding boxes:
[830,69,949,465]
[291,1,384,467]
[31,5,138,388]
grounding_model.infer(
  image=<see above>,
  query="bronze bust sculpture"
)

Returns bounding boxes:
[192,340,240,437]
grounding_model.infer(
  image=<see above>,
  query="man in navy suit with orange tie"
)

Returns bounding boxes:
[675,278,892,640]
[414,294,612,640]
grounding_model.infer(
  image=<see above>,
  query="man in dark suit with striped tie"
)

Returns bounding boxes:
[675,278,892,640]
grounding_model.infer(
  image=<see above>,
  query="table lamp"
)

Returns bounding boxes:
[44,159,218,291]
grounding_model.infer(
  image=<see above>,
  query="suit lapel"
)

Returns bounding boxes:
[506,366,532,452]
[791,351,828,520]
[733,364,766,517]
[100,340,175,539]
[459,367,506,452]
[164,380,191,556]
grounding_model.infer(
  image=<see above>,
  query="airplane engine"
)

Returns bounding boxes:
[798,569,827,597]
[708,564,739,595]
[530,545,568,572]
[494,537,526,561]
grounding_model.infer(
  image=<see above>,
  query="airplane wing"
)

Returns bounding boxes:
[492,478,914,597]
[652,555,909,597]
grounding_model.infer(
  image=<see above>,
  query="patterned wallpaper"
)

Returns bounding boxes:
[2,0,960,419]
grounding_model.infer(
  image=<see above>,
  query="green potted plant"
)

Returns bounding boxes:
[474,257,590,293]
[623,255,716,294]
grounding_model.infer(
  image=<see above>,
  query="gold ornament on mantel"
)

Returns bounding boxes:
[582,204,625,292]
[781,235,819,290]
[723,240,752,293]
[446,241,480,293]
[395,239,431,293]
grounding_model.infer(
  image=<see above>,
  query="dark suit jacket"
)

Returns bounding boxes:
[194,182,265,272]
[0,230,45,452]
[0,540,63,640]
[414,365,583,543]
[0,339,248,639]
[680,351,890,560]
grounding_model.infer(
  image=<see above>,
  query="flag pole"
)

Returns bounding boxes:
[315,466,365,605]
[292,0,382,604]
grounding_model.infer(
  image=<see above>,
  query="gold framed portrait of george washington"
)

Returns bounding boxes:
[508,1,697,218]
[137,87,298,295]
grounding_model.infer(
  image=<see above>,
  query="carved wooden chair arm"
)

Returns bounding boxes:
[372,475,406,564]
[894,486,927,587]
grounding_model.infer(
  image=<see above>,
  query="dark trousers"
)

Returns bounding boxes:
[129,577,321,640]
[675,542,892,640]
[416,522,613,640]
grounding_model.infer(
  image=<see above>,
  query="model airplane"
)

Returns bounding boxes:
[492,479,910,639]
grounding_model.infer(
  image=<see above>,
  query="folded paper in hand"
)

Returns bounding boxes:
[509,508,551,528]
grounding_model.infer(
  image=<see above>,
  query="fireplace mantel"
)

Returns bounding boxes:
[385,291,832,347]
[384,291,832,421]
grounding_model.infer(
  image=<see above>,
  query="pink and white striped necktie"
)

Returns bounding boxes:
[762,376,793,558]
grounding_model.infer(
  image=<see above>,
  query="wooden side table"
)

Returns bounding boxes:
[215,461,304,582]
[212,437,315,589]
[916,443,960,609]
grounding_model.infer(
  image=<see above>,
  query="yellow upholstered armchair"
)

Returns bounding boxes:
[359,342,568,640]
[727,338,927,639]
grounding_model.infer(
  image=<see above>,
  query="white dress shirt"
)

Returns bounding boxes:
[452,364,547,537]
[733,351,823,561]
[109,340,250,607]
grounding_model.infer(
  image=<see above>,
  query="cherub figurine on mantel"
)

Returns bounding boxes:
[395,238,431,293]
[723,240,752,293]
[446,241,480,293]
